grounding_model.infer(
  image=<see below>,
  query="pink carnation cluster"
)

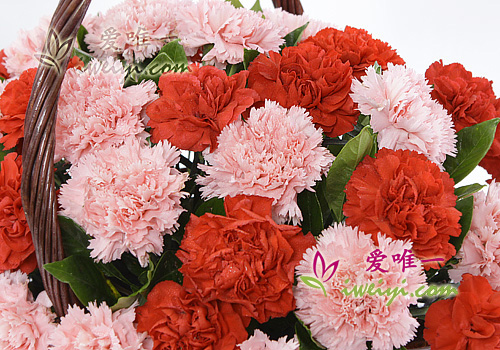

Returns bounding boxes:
[239,330,299,350]
[351,63,456,166]
[56,58,157,164]
[84,0,185,62]
[197,100,334,225]
[3,17,49,77]
[0,271,56,350]
[59,139,188,266]
[176,0,284,65]
[262,8,332,41]
[50,302,152,350]
[294,223,425,350]
[449,182,500,289]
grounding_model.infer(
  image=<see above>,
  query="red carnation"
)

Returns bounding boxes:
[177,195,316,325]
[424,274,500,350]
[146,64,259,152]
[303,26,405,80]
[426,60,500,180]
[0,68,37,150]
[0,50,9,80]
[344,148,461,269]
[136,280,247,350]
[0,153,36,273]
[248,43,359,137]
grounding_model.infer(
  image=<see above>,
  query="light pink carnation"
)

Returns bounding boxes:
[351,63,457,166]
[197,100,334,225]
[449,182,500,289]
[59,139,188,266]
[0,271,56,350]
[176,0,284,65]
[85,0,185,62]
[239,330,299,350]
[50,302,152,350]
[56,58,157,164]
[294,223,425,350]
[262,8,332,41]
[3,17,49,77]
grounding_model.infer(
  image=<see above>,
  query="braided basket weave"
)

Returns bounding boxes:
[21,0,304,317]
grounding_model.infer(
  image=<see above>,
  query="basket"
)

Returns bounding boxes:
[21,0,305,318]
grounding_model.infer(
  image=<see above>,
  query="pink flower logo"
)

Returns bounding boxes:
[300,251,339,297]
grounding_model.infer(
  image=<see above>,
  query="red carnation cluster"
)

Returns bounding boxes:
[248,43,359,137]
[0,68,36,150]
[146,64,259,152]
[424,274,500,350]
[426,60,500,180]
[344,148,462,269]
[136,195,316,349]
[303,26,405,80]
[0,153,36,273]
[136,281,247,350]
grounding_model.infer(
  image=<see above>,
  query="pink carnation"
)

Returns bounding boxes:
[0,271,56,350]
[176,0,284,65]
[351,64,457,166]
[84,0,185,62]
[3,17,49,77]
[449,182,500,289]
[262,8,332,41]
[294,223,425,350]
[197,100,334,225]
[59,139,188,266]
[239,330,299,350]
[50,302,152,350]
[56,58,157,164]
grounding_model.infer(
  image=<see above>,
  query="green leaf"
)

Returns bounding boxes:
[226,0,244,8]
[0,143,14,163]
[250,0,262,12]
[297,191,323,236]
[195,197,226,216]
[281,23,309,48]
[97,262,137,287]
[455,183,485,200]
[44,255,117,306]
[373,61,382,74]
[243,49,260,70]
[443,118,500,183]
[59,216,90,257]
[202,44,214,59]
[295,317,325,350]
[127,40,188,86]
[449,196,474,254]
[72,47,93,66]
[76,25,89,52]
[149,251,183,286]
[324,127,377,222]
[226,62,244,76]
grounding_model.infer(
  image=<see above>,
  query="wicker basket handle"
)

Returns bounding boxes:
[21,0,303,317]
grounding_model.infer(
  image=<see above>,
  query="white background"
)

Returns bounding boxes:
[0,0,496,184]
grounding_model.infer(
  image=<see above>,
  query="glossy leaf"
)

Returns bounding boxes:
[324,126,376,222]
[59,216,90,257]
[250,0,262,12]
[297,190,323,236]
[44,255,117,306]
[449,196,474,254]
[281,23,309,48]
[195,197,225,216]
[295,317,325,350]
[455,183,485,200]
[443,118,500,183]
[243,49,260,69]
[76,25,89,52]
